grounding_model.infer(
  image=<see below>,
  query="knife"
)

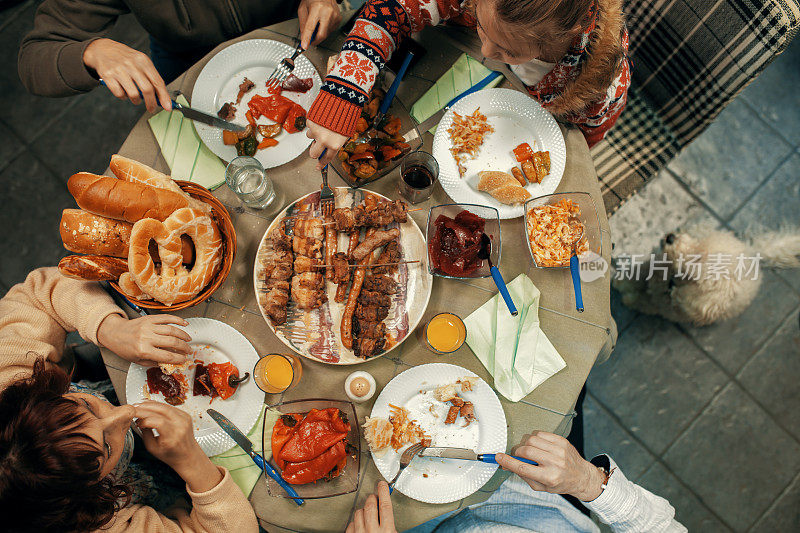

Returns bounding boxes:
[206,409,305,505]
[99,79,247,132]
[418,446,538,466]
[403,70,502,143]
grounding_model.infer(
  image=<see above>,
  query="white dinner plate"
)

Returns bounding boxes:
[370,363,507,503]
[191,39,322,168]
[125,318,263,456]
[253,188,433,365]
[432,88,566,219]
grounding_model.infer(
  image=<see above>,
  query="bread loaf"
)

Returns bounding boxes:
[67,172,190,223]
[60,209,132,258]
[58,255,128,280]
[477,171,531,205]
[61,208,195,263]
[109,155,210,213]
[118,272,152,300]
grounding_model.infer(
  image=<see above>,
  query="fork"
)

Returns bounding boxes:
[319,148,335,217]
[388,442,425,494]
[266,25,319,89]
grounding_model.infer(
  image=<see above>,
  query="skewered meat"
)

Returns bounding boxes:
[263,279,291,292]
[291,277,326,310]
[263,288,290,324]
[260,227,293,325]
[353,336,386,359]
[293,271,323,288]
[294,218,324,241]
[362,274,396,294]
[372,240,402,275]
[352,228,400,261]
[355,304,389,322]
[293,236,323,258]
[357,290,391,308]
[352,319,386,339]
[330,200,408,231]
[331,252,350,284]
[293,255,320,274]
[262,260,293,280]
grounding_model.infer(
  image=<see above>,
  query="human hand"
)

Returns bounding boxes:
[134,401,222,491]
[495,431,606,502]
[346,481,396,533]
[307,120,349,168]
[298,0,342,50]
[97,314,191,366]
[83,38,172,113]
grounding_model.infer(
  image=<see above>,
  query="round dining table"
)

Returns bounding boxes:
[98,17,616,533]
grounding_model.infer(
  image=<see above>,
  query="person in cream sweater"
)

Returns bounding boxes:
[0,267,258,533]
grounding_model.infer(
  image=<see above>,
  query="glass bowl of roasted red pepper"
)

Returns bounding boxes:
[261,398,360,499]
[330,84,423,188]
[426,204,502,279]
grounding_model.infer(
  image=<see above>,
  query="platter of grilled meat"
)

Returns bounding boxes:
[254,188,432,364]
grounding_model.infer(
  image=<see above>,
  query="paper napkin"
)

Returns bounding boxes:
[409,53,504,134]
[464,274,566,402]
[147,95,227,190]
[210,406,280,496]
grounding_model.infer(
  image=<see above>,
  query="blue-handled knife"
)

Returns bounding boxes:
[99,79,247,132]
[206,409,304,505]
[418,446,538,466]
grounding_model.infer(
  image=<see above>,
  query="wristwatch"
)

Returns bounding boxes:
[590,454,613,492]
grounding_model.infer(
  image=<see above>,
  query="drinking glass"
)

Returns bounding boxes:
[225,156,276,209]
[253,354,302,394]
[399,151,439,204]
[424,312,466,354]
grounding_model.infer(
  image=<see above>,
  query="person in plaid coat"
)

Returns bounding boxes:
[307,0,631,166]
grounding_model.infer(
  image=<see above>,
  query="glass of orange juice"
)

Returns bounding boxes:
[253,354,302,394]
[424,313,467,354]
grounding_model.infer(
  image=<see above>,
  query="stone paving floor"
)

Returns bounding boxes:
[0,1,798,531]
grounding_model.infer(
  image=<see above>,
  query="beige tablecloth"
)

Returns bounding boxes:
[100,19,615,533]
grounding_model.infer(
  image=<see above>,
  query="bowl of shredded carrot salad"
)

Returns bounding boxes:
[524,192,602,268]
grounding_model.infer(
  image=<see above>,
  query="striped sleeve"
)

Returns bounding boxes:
[308,0,464,136]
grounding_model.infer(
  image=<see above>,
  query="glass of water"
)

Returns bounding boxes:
[225,156,275,209]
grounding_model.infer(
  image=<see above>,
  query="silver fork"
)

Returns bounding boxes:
[388,442,425,493]
[266,26,319,88]
[319,149,335,217]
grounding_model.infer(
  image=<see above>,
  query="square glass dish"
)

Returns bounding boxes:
[523,192,602,268]
[426,203,501,279]
[261,398,360,499]
[329,76,423,188]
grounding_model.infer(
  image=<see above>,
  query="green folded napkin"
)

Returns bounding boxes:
[410,53,504,134]
[464,274,566,402]
[147,95,227,190]
[210,406,280,496]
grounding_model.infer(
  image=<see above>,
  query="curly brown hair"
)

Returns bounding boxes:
[0,358,131,533]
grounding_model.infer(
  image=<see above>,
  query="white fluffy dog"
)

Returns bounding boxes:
[613,225,800,326]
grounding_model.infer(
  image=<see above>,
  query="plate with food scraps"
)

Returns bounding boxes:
[432,88,566,219]
[191,38,322,168]
[365,363,507,503]
[125,318,263,456]
[254,187,433,365]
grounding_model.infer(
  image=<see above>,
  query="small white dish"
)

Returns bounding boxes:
[345,371,377,402]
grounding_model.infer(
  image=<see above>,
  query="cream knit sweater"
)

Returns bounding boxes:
[0,267,258,532]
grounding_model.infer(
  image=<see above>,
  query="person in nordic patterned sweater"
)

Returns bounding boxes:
[307,0,631,167]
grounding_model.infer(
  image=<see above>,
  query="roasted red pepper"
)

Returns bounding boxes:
[206,362,238,400]
[278,408,350,462]
[272,414,302,470]
[281,440,348,484]
[513,142,534,162]
[282,104,307,134]
[248,94,294,125]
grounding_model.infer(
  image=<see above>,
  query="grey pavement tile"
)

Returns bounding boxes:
[663,383,800,531]
[0,1,83,142]
[637,462,731,532]
[582,393,654,480]
[737,307,800,440]
[776,268,800,295]
[608,170,717,258]
[610,286,638,334]
[0,152,73,285]
[680,271,799,374]
[730,151,800,234]
[0,120,24,168]
[29,87,144,179]
[667,98,794,220]
[587,314,728,454]
[749,471,800,533]
[740,38,800,146]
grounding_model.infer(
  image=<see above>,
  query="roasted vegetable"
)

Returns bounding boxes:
[258,124,282,138]
[257,138,279,149]
[222,130,239,145]
[513,142,535,162]
[236,134,258,156]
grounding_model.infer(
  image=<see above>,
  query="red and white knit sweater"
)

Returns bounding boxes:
[308,0,631,147]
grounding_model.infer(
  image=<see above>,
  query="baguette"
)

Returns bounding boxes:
[58,255,128,281]
[109,155,210,213]
[60,208,195,263]
[67,172,189,223]
[60,209,132,258]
